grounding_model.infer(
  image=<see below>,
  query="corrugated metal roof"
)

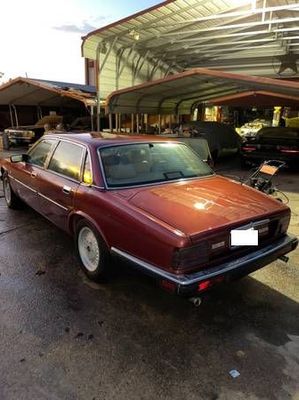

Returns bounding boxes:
[106,67,299,114]
[30,78,96,94]
[0,77,96,107]
[82,0,299,78]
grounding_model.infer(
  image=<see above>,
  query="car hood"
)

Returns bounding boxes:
[121,176,288,238]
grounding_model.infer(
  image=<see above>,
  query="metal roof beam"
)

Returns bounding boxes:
[156,3,299,26]
[154,27,299,54]
[160,17,299,37]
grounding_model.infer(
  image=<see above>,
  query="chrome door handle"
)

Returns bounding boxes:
[31,172,37,178]
[62,185,72,195]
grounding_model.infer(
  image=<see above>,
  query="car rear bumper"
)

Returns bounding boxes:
[111,234,298,294]
[241,151,299,164]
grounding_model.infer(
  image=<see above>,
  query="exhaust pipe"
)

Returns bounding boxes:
[189,296,202,307]
[279,255,289,263]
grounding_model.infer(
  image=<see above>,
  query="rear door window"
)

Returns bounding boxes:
[48,141,84,181]
[28,139,57,167]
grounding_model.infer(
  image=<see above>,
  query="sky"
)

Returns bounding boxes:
[0,0,161,85]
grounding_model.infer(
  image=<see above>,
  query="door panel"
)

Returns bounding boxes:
[10,162,40,210]
[37,169,79,230]
[36,140,85,230]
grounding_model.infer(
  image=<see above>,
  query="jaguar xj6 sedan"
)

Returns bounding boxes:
[0,133,297,296]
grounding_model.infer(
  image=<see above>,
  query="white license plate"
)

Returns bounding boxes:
[230,229,258,246]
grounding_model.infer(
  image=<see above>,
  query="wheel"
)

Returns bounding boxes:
[2,173,23,209]
[75,220,111,282]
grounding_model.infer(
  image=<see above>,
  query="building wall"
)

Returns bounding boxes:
[85,45,175,100]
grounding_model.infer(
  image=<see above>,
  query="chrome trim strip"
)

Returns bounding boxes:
[111,234,298,287]
[38,192,68,211]
[11,176,37,194]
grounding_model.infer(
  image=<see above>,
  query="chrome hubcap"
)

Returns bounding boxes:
[78,227,100,272]
[3,178,11,205]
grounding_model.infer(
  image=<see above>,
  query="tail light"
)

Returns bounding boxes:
[197,276,224,292]
[172,242,209,271]
[279,146,299,154]
[242,145,257,152]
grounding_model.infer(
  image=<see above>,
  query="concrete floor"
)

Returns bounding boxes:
[0,152,298,400]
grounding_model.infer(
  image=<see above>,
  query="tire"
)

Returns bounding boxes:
[75,220,111,282]
[2,173,23,209]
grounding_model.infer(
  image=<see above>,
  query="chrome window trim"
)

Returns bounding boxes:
[45,138,94,184]
[46,139,86,183]
[96,142,215,191]
[27,138,59,169]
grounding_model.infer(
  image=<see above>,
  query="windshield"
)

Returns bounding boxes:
[99,142,213,188]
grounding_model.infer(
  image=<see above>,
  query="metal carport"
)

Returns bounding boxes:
[0,77,96,127]
[106,67,299,115]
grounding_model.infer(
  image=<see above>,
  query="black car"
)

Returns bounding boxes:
[182,121,240,160]
[240,127,299,168]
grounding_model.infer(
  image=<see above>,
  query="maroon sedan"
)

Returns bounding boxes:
[0,133,297,297]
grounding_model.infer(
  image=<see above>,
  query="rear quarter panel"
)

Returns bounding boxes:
[72,186,189,270]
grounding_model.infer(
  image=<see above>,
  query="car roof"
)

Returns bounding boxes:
[44,132,191,148]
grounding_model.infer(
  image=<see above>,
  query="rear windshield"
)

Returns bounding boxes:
[99,142,213,188]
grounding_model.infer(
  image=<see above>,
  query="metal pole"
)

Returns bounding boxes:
[109,113,112,132]
[158,114,161,134]
[115,113,118,132]
[12,104,19,126]
[136,114,140,134]
[91,106,94,131]
[8,104,14,126]
[145,114,148,133]
[131,114,134,133]
[119,113,122,132]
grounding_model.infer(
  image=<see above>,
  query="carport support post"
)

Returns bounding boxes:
[119,113,122,132]
[145,114,148,133]
[136,114,140,134]
[158,114,161,134]
[8,104,14,126]
[115,113,119,132]
[109,113,113,132]
[131,114,134,133]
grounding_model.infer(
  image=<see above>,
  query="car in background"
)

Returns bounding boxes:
[158,135,213,165]
[240,127,299,168]
[238,119,272,138]
[0,133,297,298]
[181,121,240,160]
[69,116,96,132]
[4,115,63,147]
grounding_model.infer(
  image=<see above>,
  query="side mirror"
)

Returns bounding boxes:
[10,154,30,163]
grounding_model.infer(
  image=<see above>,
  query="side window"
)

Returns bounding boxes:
[83,153,93,184]
[28,139,57,167]
[48,141,84,181]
